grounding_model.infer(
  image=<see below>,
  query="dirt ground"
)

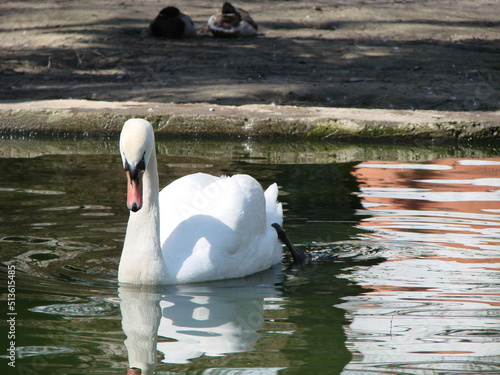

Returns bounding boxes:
[1,0,498,112]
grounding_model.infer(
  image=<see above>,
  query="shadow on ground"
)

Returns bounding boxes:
[1,0,498,111]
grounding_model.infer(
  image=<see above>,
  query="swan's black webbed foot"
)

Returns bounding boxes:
[271,223,308,264]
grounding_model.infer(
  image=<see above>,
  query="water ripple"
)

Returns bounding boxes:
[12,346,78,359]
[342,158,500,374]
[30,297,119,317]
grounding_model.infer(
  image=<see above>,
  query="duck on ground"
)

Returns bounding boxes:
[149,6,197,39]
[208,2,258,38]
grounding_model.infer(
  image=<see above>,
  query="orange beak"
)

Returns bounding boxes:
[126,170,143,212]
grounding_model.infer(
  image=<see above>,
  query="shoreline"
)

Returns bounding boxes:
[1,100,498,144]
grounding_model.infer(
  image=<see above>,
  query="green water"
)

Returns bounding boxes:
[0,138,499,374]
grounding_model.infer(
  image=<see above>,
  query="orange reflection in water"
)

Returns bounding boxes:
[341,158,500,373]
[353,158,500,253]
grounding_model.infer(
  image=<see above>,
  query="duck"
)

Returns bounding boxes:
[149,6,197,39]
[118,119,304,285]
[208,2,258,38]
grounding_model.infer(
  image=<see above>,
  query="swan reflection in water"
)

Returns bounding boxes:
[119,266,282,374]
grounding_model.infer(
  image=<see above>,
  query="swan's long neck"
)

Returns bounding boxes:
[119,285,162,374]
[119,149,167,284]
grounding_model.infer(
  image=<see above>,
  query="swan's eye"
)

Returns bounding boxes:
[123,153,146,171]
[124,153,146,183]
[124,159,131,172]
[137,154,146,172]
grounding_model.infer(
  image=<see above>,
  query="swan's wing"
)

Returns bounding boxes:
[159,172,276,257]
[159,172,268,241]
[158,173,281,283]
[159,172,219,233]
[264,182,283,227]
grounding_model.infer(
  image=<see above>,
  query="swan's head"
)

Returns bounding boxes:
[119,119,155,212]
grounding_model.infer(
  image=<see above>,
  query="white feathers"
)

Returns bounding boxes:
[119,119,283,284]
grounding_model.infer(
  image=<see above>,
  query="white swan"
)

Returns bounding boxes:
[118,119,302,285]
